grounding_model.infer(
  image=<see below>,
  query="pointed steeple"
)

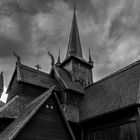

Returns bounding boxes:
[88,48,94,66]
[0,72,4,97]
[56,49,61,65]
[66,5,83,58]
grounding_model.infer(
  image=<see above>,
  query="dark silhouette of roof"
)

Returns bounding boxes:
[0,72,3,98]
[80,60,140,121]
[0,86,75,140]
[18,64,56,88]
[52,65,85,94]
[7,63,56,91]
[0,101,4,108]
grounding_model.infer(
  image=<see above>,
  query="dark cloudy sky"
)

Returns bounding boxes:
[1,0,140,88]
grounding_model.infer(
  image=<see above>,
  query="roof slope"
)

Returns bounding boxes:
[7,63,56,90]
[0,87,54,140]
[80,60,140,121]
[0,72,3,90]
[0,96,28,119]
[19,64,56,88]
[0,86,75,140]
[0,72,3,97]
[0,101,4,108]
[53,65,85,94]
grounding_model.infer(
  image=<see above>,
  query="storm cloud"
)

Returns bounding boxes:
[0,0,140,88]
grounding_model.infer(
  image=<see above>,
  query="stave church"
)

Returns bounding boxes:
[0,6,140,140]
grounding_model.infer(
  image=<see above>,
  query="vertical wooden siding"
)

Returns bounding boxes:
[15,96,72,140]
[82,107,140,140]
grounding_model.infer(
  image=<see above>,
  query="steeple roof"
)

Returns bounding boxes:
[66,6,83,58]
[0,72,3,91]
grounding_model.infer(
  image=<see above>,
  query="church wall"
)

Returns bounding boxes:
[20,82,47,101]
[63,91,82,122]
[62,59,93,87]
[72,60,92,87]
[15,95,73,140]
[81,106,140,140]
[69,121,82,140]
[7,80,47,103]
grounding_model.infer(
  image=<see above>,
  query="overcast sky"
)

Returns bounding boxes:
[1,0,140,89]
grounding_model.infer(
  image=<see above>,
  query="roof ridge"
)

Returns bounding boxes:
[86,60,140,88]
[0,95,19,113]
[54,65,84,94]
[20,64,51,78]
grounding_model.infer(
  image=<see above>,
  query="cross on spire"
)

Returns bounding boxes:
[35,64,41,71]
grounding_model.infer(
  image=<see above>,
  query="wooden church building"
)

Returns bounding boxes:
[0,6,140,140]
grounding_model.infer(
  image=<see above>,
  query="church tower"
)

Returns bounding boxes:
[60,6,93,87]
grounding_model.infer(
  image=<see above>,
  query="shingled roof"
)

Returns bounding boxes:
[0,72,3,98]
[18,64,56,88]
[0,96,28,119]
[0,86,75,140]
[80,60,140,121]
[7,63,57,92]
[0,72,3,89]
[53,65,85,94]
[0,101,5,108]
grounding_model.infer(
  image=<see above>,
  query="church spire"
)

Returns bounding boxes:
[0,72,3,98]
[88,48,93,66]
[66,5,83,58]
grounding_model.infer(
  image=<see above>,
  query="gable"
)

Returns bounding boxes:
[15,94,73,140]
[52,65,85,94]
[0,87,75,140]
[80,60,140,121]
[6,63,59,102]
[0,72,3,97]
[7,69,19,102]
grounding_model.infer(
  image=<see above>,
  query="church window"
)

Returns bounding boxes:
[50,106,54,109]
[46,105,49,108]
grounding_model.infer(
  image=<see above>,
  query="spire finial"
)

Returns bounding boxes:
[13,52,21,65]
[48,51,55,66]
[0,71,4,97]
[56,49,61,65]
[88,48,94,66]
[0,71,3,76]
[74,3,76,14]
[89,48,92,61]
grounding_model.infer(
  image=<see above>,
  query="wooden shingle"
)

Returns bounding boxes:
[80,60,140,121]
